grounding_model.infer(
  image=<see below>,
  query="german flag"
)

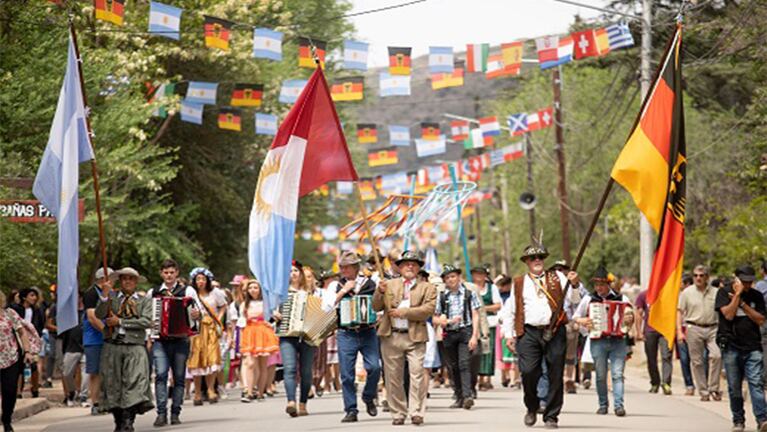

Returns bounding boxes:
[94,0,125,26]
[204,16,233,51]
[230,84,263,107]
[431,61,464,90]
[357,123,377,144]
[610,25,685,347]
[421,122,441,141]
[368,149,399,167]
[388,47,412,75]
[331,77,364,102]
[298,37,326,69]
[359,179,377,201]
[217,107,242,131]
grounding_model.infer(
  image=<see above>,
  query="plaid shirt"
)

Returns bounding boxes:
[436,284,481,330]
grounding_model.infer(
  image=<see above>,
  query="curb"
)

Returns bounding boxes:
[12,399,50,422]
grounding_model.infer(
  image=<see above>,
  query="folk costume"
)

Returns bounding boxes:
[96,268,154,432]
[372,250,437,426]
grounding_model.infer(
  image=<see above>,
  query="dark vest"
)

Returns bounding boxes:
[335,276,376,328]
[153,282,187,298]
[513,271,567,338]
[438,284,473,328]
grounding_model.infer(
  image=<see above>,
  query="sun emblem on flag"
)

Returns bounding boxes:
[253,154,281,218]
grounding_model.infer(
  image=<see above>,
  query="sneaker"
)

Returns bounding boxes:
[615,407,626,417]
[66,399,75,407]
[544,420,558,429]
[596,406,608,415]
[42,380,53,389]
[649,384,660,393]
[463,398,474,410]
[241,396,251,403]
[170,415,181,426]
[450,399,464,409]
[582,379,591,390]
[732,423,745,432]
[153,415,168,427]
[661,384,672,395]
[341,412,358,423]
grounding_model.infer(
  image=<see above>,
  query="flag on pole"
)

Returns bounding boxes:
[343,40,369,71]
[536,35,574,69]
[466,43,489,73]
[450,120,470,141]
[148,1,182,40]
[186,81,218,105]
[180,101,203,124]
[388,125,410,147]
[429,46,454,73]
[507,113,528,137]
[607,21,635,50]
[388,47,412,75]
[249,66,358,313]
[298,37,326,69]
[255,113,278,135]
[279,80,308,104]
[230,83,263,107]
[203,16,233,51]
[94,0,125,26]
[610,27,685,347]
[253,28,283,61]
[33,31,95,332]
[379,72,411,97]
[217,107,242,131]
[330,76,364,102]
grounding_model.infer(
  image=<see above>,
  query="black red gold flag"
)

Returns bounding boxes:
[94,0,125,26]
[610,25,686,346]
[298,37,327,69]
[431,60,465,90]
[218,107,242,131]
[357,123,378,144]
[331,77,364,102]
[230,84,264,107]
[204,16,233,51]
[421,122,441,141]
[368,149,399,167]
[388,47,412,75]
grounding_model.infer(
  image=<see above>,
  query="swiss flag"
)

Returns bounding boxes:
[528,107,554,131]
[270,66,358,196]
[572,30,599,59]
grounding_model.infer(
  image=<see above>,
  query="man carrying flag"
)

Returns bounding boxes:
[33,28,95,334]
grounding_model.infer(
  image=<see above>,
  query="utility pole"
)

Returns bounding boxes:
[499,175,512,275]
[552,66,572,263]
[639,0,654,290]
[475,204,483,265]
[524,133,537,238]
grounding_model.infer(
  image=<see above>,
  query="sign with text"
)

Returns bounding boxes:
[0,199,85,223]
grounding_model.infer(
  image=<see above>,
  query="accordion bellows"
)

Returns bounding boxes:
[276,291,337,346]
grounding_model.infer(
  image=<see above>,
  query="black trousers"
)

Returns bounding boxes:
[1,357,22,426]
[517,325,566,423]
[443,327,474,400]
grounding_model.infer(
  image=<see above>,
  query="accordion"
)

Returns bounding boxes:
[339,295,376,327]
[588,300,630,339]
[276,291,337,347]
[151,297,200,339]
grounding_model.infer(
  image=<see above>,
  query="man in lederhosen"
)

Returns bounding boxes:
[506,243,583,429]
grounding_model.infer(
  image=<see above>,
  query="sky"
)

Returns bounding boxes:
[348,0,605,67]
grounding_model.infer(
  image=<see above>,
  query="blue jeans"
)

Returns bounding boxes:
[337,328,381,414]
[677,340,694,389]
[280,337,315,403]
[723,347,767,425]
[537,361,549,404]
[152,338,190,416]
[590,338,627,409]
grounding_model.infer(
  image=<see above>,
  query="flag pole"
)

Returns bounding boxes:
[354,183,391,310]
[69,23,109,282]
[571,179,614,271]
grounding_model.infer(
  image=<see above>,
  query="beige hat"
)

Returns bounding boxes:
[94,267,117,281]
[338,251,362,266]
[115,267,147,283]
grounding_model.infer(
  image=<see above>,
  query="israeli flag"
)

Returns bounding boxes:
[180,101,203,124]
[148,1,182,40]
[255,113,278,136]
[279,80,307,104]
[33,32,94,333]
[388,125,410,147]
[186,81,217,105]
[343,40,369,71]
[253,28,283,61]
[429,46,454,74]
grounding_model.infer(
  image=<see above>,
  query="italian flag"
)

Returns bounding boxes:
[466,43,489,73]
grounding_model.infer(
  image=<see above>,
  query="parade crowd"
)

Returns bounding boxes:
[1,250,767,432]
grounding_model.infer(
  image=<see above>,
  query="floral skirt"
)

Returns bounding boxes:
[240,321,279,357]
[187,318,222,376]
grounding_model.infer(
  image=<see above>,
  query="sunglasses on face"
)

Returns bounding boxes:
[530,255,546,261]
[694,274,707,278]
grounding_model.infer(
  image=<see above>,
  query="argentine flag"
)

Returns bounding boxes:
[428,46,454,74]
[186,81,217,105]
[278,80,307,104]
[255,113,278,136]
[33,31,94,333]
[343,40,369,71]
[379,72,411,97]
[148,1,182,40]
[253,28,283,61]
[249,67,357,312]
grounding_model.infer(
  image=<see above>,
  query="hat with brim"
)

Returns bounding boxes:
[94,266,118,281]
[395,250,425,267]
[519,245,549,262]
[115,267,147,283]
[470,265,489,276]
[441,264,461,279]
[735,265,757,282]
[548,260,570,272]
[338,251,362,267]
[591,264,610,283]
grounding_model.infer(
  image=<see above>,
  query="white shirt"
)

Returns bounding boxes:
[573,291,632,336]
[392,278,417,330]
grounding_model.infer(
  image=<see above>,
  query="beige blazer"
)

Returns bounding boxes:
[373,278,437,343]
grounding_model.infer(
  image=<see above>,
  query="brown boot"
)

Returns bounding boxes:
[298,403,309,416]
[565,381,577,394]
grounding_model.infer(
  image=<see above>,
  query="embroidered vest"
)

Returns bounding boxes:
[513,271,567,337]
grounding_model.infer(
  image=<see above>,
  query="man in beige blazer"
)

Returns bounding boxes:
[373,250,437,426]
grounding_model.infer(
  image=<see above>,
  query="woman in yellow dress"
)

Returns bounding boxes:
[187,267,227,405]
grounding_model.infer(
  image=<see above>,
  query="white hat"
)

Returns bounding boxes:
[94,267,116,281]
[115,267,147,283]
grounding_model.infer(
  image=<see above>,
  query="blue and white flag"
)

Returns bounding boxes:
[379,72,411,97]
[490,148,505,167]
[148,1,182,40]
[336,181,353,195]
[507,113,528,137]
[255,113,278,135]
[279,79,308,104]
[388,125,410,146]
[343,40,369,71]
[607,22,635,50]
[429,46,454,73]
[415,136,446,158]
[380,172,409,194]
[180,100,203,124]
[32,32,94,333]
[424,248,441,275]
[253,28,283,61]
[186,81,217,105]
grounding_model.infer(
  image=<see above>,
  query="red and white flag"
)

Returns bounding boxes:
[527,107,554,131]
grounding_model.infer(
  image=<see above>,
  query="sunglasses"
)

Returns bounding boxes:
[529,255,546,261]
[693,274,707,278]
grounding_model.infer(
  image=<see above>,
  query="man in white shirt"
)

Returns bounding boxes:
[503,243,583,429]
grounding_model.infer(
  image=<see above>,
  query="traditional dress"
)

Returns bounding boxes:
[240,301,279,357]
[188,289,227,376]
[478,282,502,377]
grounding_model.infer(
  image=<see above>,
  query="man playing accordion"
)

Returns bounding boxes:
[573,265,634,417]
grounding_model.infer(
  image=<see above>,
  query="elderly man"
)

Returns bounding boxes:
[677,265,721,401]
[573,265,634,417]
[322,251,381,423]
[373,250,437,426]
[97,268,154,432]
[505,243,583,429]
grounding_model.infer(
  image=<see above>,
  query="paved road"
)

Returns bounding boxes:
[15,362,741,432]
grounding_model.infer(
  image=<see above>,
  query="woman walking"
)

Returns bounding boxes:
[1,291,34,432]
[239,279,279,402]
[187,268,226,405]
